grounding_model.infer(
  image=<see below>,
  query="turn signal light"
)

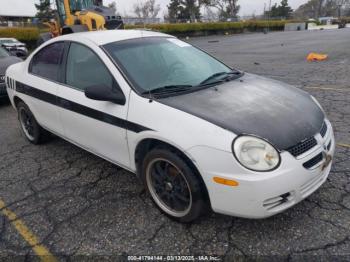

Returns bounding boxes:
[213,177,239,187]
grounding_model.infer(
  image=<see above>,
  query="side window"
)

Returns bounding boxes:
[66,43,116,91]
[30,42,65,82]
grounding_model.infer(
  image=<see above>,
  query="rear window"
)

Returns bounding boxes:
[30,42,65,82]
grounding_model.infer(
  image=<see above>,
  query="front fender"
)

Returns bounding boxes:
[127,130,200,172]
[126,91,236,173]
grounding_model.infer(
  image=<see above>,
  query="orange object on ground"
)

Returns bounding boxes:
[307,53,328,62]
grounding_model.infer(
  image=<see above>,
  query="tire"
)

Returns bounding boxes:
[141,148,208,223]
[17,102,47,144]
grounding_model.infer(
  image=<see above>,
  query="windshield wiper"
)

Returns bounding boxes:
[142,85,193,95]
[199,71,242,86]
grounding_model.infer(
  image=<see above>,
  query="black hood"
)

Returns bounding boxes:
[159,73,325,150]
[0,56,22,75]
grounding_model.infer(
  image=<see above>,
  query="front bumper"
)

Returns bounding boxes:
[187,120,335,219]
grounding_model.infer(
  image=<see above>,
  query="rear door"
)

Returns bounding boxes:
[57,41,131,168]
[24,42,66,135]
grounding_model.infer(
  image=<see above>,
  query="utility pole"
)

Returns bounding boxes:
[337,0,345,18]
[267,0,271,33]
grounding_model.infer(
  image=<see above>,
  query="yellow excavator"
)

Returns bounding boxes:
[38,0,124,45]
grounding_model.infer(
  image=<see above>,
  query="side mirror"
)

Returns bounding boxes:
[85,85,126,105]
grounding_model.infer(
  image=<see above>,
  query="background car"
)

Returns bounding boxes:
[0,46,22,99]
[0,38,28,58]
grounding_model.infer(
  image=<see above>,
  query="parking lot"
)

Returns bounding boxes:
[0,29,349,260]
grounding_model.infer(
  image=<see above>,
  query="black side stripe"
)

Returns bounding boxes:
[17,82,56,105]
[16,82,151,133]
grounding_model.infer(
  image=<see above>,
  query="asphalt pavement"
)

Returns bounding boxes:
[0,28,349,261]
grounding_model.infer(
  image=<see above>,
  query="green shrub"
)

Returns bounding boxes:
[0,27,40,41]
[125,20,288,36]
[0,27,40,50]
[0,20,293,47]
[341,17,350,23]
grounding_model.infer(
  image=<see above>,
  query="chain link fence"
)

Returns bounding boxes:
[0,21,38,28]
[0,15,291,29]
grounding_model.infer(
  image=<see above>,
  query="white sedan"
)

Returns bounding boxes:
[5,30,335,222]
[0,38,28,57]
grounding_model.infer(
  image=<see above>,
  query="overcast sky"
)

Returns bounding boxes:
[29,0,309,18]
[104,0,308,17]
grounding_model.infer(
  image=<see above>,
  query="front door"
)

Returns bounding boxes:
[57,42,130,168]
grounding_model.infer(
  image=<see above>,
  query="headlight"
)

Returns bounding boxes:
[232,136,280,172]
[311,96,325,113]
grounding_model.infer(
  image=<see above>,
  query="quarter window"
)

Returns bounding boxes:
[30,42,65,81]
[66,43,116,91]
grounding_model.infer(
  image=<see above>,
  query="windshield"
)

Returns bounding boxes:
[70,0,94,12]
[103,37,238,94]
[0,47,9,58]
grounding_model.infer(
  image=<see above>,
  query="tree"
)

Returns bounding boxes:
[168,0,186,22]
[147,0,161,18]
[335,0,350,17]
[181,0,201,21]
[279,0,293,18]
[344,0,350,16]
[269,4,280,18]
[203,6,220,21]
[294,0,345,19]
[35,0,55,21]
[323,0,338,16]
[167,0,201,22]
[294,0,320,18]
[226,0,240,18]
[202,0,240,20]
[108,1,117,15]
[267,0,293,19]
[134,0,161,18]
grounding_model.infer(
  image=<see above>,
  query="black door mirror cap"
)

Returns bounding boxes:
[85,85,126,105]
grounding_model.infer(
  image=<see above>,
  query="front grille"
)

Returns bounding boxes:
[320,122,328,137]
[303,153,323,169]
[287,137,318,157]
